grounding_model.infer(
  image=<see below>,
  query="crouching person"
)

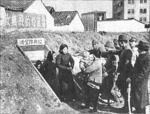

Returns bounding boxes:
[80,50,103,113]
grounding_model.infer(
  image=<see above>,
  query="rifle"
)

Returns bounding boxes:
[127,79,132,114]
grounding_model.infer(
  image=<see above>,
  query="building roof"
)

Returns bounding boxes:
[0,0,35,12]
[46,6,55,14]
[99,18,146,25]
[52,11,78,26]
[82,11,106,16]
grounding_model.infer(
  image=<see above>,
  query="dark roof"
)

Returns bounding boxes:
[46,6,55,14]
[82,11,106,16]
[0,0,35,12]
[52,11,78,26]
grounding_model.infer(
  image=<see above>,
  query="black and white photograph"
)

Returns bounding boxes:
[0,0,150,114]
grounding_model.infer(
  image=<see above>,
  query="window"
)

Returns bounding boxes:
[139,17,147,22]
[128,0,134,4]
[128,9,135,14]
[140,0,147,3]
[140,8,147,14]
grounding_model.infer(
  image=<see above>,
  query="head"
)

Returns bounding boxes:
[129,37,138,48]
[47,51,55,61]
[105,41,115,51]
[118,34,128,48]
[92,40,99,49]
[137,41,150,53]
[82,51,90,59]
[35,60,42,70]
[59,44,68,54]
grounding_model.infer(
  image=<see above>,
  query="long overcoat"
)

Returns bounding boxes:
[131,52,150,109]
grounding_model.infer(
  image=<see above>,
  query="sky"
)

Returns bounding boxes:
[42,0,113,18]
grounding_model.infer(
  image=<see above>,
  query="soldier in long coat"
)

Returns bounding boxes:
[131,41,150,113]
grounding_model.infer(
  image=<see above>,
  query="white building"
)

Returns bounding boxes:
[113,0,150,24]
[51,11,84,32]
[97,19,148,32]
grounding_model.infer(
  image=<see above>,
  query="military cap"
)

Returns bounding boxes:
[118,34,128,41]
[105,41,115,49]
[138,41,150,51]
[129,37,138,42]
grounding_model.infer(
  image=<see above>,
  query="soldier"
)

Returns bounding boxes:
[131,41,150,113]
[89,40,106,58]
[116,34,133,110]
[102,41,119,105]
[129,37,139,67]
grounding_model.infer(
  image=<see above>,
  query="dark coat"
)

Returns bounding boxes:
[56,53,74,82]
[131,52,150,109]
[42,60,56,81]
[117,46,133,80]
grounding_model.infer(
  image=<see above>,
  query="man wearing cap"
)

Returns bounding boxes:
[101,41,119,105]
[116,34,133,110]
[131,41,150,113]
[129,37,139,67]
[89,40,106,58]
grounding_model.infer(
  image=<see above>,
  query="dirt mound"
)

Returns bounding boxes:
[0,45,78,114]
[0,30,149,54]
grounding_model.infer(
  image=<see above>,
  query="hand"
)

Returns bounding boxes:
[126,78,131,83]
[103,72,108,77]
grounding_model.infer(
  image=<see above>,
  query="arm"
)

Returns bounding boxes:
[84,60,101,73]
[69,54,74,69]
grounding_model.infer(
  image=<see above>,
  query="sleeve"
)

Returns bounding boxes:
[84,60,101,73]
[136,57,150,82]
[106,55,118,74]
[69,54,75,69]
[56,55,68,70]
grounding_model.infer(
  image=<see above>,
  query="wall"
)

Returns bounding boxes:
[0,7,6,28]
[24,0,54,30]
[97,19,147,32]
[53,14,84,32]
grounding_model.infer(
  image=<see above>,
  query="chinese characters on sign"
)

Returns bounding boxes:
[17,38,45,61]
[17,38,45,46]
[5,11,46,28]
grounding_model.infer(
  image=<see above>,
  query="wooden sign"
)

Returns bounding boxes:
[17,38,45,62]
[17,38,45,46]
[5,11,46,28]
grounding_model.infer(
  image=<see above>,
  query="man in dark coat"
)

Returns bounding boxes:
[131,41,150,113]
[116,34,133,109]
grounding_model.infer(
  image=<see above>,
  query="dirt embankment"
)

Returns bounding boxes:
[0,45,79,114]
[0,30,149,54]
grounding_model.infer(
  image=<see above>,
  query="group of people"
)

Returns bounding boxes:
[35,34,150,113]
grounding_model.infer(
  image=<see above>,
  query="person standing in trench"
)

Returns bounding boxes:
[56,44,76,102]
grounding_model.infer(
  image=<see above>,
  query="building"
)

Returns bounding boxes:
[113,0,150,24]
[51,11,84,32]
[81,11,106,32]
[97,19,147,32]
[0,0,54,30]
[42,0,113,18]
